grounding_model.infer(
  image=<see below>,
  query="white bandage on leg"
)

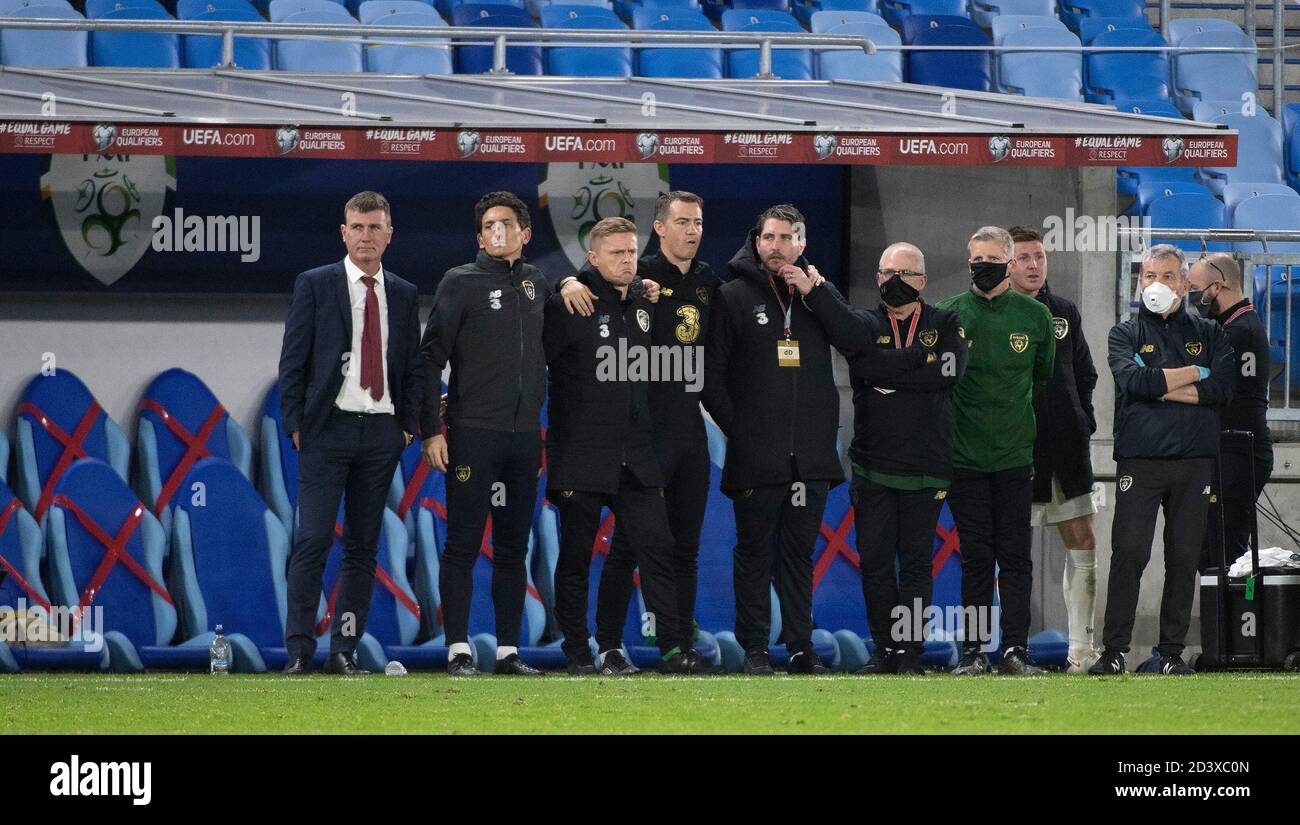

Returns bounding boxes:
[1063,548,1098,658]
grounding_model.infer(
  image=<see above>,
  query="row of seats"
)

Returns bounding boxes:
[2,367,1071,674]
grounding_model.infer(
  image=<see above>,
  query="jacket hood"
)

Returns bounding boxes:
[728,226,808,285]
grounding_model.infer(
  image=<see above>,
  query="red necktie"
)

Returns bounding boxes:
[360,275,383,401]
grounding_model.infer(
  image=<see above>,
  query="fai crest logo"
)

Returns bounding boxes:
[636,308,650,332]
[454,465,472,483]
[1052,316,1069,340]
[1162,136,1184,164]
[1119,475,1133,492]
[91,123,117,152]
[538,162,666,272]
[919,329,938,348]
[813,132,837,160]
[635,131,659,159]
[275,126,299,155]
[988,135,1012,163]
[522,280,536,301]
[457,130,481,157]
[1009,332,1029,353]
[1185,340,1203,357]
[696,286,710,305]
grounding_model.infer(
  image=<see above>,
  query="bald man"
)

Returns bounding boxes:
[1186,253,1273,570]
[844,243,967,675]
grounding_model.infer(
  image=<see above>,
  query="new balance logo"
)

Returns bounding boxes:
[50,755,152,806]
[1203,486,1211,495]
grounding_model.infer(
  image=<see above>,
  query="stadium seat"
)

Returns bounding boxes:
[815,21,901,81]
[900,12,980,44]
[1284,103,1300,189]
[1057,0,1142,34]
[616,0,701,23]
[1166,16,1242,47]
[44,459,235,673]
[544,15,632,76]
[1116,163,1196,197]
[969,0,1055,31]
[269,0,350,19]
[1172,30,1257,115]
[1132,178,1214,217]
[906,19,991,91]
[359,0,436,20]
[1077,13,1149,43]
[540,1,619,24]
[0,5,89,68]
[453,4,543,74]
[796,0,879,27]
[0,0,74,11]
[85,0,167,17]
[721,9,812,79]
[990,13,1065,46]
[183,8,273,68]
[1109,97,1182,118]
[808,8,886,32]
[879,0,965,28]
[258,383,298,541]
[135,368,252,537]
[386,438,447,642]
[1147,191,1230,252]
[635,12,721,78]
[731,0,791,9]
[90,6,180,68]
[14,370,130,524]
[1192,110,1284,197]
[0,430,7,485]
[997,27,1083,100]
[1223,182,1299,222]
[1085,28,1170,104]
[1232,193,1300,253]
[275,9,365,69]
[177,0,259,18]
[0,480,108,673]
[363,10,454,73]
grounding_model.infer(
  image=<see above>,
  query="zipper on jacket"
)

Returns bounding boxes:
[513,280,524,433]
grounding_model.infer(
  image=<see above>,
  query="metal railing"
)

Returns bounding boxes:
[1119,226,1299,421]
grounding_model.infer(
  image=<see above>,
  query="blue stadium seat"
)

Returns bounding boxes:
[1166,16,1241,47]
[177,0,259,18]
[0,0,74,11]
[1132,178,1213,216]
[1085,28,1169,104]
[269,0,349,18]
[906,19,991,90]
[1058,0,1142,33]
[0,430,7,485]
[540,1,619,24]
[91,6,180,67]
[258,383,298,538]
[529,0,608,15]
[796,0,879,28]
[135,368,252,537]
[990,13,1065,45]
[731,0,791,9]
[808,8,885,32]
[1147,191,1230,252]
[1077,13,1149,44]
[545,16,632,76]
[437,0,522,15]
[0,480,108,673]
[900,12,979,44]
[453,4,543,74]
[0,5,88,68]
[1232,193,1300,253]
[815,21,901,81]
[85,0,166,17]
[386,438,447,642]
[1223,182,1300,222]
[364,10,454,73]
[721,9,813,79]
[1109,97,1182,118]
[183,8,272,68]
[1116,163,1195,197]
[1192,110,1284,196]
[616,0,699,23]
[276,9,365,69]
[1172,29,1257,115]
[14,371,129,525]
[635,9,723,79]
[1284,103,1300,189]
[997,27,1083,100]
[359,0,436,20]
[969,0,1055,31]
[879,0,965,28]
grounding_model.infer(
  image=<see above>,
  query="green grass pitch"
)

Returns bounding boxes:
[2,673,1297,734]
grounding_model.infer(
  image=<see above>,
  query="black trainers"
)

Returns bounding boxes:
[854,648,899,675]
[1158,654,1195,675]
[1088,649,1126,676]
[566,655,597,675]
[447,653,478,676]
[951,650,990,675]
[598,649,639,676]
[786,647,830,675]
[493,653,542,676]
[897,650,926,676]
[743,648,775,675]
[997,646,1043,675]
[685,649,725,675]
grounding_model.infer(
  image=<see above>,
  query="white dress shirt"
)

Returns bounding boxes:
[334,255,395,414]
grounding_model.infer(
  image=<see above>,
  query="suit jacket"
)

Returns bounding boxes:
[278,259,424,441]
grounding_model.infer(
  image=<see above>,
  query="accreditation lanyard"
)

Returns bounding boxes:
[888,309,921,349]
[770,279,801,367]
[769,280,795,340]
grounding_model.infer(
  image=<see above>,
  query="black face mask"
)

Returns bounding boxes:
[970,260,1009,293]
[880,275,921,308]
[1188,288,1219,318]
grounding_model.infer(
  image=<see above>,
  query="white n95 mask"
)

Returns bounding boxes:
[1141,281,1178,315]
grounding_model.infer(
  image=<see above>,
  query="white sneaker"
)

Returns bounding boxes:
[1066,647,1102,674]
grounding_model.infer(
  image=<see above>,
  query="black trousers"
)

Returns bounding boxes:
[1104,457,1213,657]
[948,465,1033,653]
[552,467,684,660]
[439,427,541,648]
[597,434,710,650]
[852,478,945,656]
[732,481,830,653]
[1201,433,1273,572]
[286,410,405,659]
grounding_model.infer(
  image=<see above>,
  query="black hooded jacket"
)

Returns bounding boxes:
[1031,283,1098,502]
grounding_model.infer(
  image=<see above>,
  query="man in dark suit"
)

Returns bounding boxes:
[278,191,424,675]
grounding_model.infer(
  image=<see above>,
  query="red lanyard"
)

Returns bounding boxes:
[1225,304,1254,326]
[888,309,921,349]
[769,280,794,339]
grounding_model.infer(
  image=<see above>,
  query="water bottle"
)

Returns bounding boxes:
[210,624,231,675]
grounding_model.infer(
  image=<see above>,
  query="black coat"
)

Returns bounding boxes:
[1031,284,1099,502]
[1214,298,1273,456]
[702,228,865,494]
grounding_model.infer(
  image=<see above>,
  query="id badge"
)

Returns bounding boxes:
[777,340,800,367]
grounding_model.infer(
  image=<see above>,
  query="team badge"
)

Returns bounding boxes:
[934,490,947,501]
[561,490,574,498]
[522,280,535,301]
[1009,333,1029,353]
[1052,316,1068,340]
[696,287,710,305]
[1119,475,1133,492]
[636,308,650,332]
[454,465,472,483]
[919,329,938,348]
[1185,341,1203,357]
[957,326,966,339]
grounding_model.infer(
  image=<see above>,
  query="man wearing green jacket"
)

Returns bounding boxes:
[937,226,1055,675]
